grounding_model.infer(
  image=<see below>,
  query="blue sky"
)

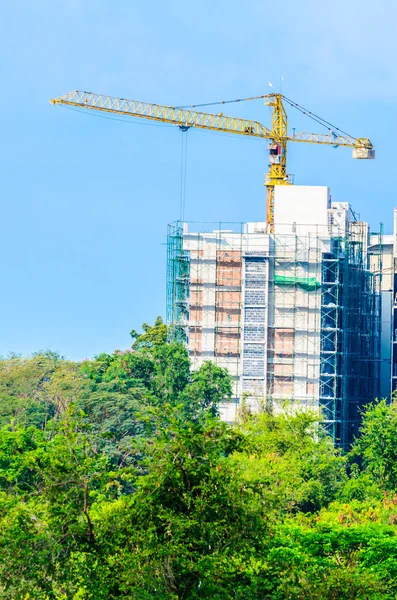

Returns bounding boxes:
[0,0,395,359]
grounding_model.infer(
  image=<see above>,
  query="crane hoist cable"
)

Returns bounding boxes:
[179,129,188,222]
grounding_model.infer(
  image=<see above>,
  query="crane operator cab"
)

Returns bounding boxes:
[268,142,283,164]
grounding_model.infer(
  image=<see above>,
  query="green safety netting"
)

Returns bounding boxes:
[274,274,321,291]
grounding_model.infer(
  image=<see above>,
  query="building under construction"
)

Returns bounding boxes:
[49,90,381,448]
[167,185,382,448]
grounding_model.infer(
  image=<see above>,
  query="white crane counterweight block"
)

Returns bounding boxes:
[352,147,375,159]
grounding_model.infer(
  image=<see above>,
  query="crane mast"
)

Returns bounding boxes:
[265,94,289,229]
[50,90,374,231]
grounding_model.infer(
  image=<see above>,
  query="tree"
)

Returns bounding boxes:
[353,400,397,491]
[94,412,267,599]
[130,316,167,351]
[0,411,129,599]
[180,360,232,419]
[0,354,78,429]
[232,406,347,515]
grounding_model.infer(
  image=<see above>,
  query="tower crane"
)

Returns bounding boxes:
[50,90,374,231]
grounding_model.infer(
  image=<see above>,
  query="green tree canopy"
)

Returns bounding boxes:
[0,324,397,598]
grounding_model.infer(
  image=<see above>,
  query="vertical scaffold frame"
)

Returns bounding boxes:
[166,222,190,343]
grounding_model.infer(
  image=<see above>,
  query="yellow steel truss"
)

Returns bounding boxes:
[50,90,374,230]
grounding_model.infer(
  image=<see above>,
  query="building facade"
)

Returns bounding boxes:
[167,186,382,448]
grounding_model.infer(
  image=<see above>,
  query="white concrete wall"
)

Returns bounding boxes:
[274,186,330,236]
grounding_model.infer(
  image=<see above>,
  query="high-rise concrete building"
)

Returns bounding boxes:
[167,186,382,448]
[369,209,397,400]
[369,229,393,401]
[391,210,397,397]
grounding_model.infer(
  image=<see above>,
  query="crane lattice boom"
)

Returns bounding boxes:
[51,90,372,149]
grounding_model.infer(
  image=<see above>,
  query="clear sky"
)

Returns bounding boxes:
[0,0,395,359]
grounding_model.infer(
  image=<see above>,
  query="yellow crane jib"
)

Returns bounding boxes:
[50,90,374,231]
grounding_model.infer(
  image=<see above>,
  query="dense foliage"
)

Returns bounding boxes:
[0,318,396,598]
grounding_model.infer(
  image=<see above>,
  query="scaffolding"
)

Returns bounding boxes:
[166,219,381,447]
[268,230,324,411]
[166,223,190,343]
[167,222,245,403]
[320,224,382,446]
